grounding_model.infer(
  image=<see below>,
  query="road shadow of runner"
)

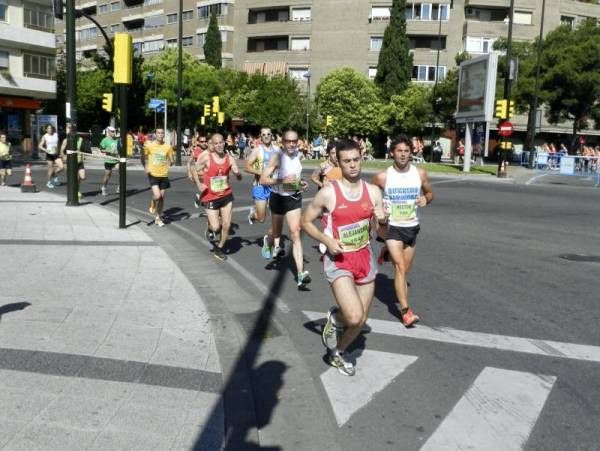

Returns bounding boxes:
[373,273,403,322]
[227,236,254,255]
[162,207,190,224]
[0,302,31,320]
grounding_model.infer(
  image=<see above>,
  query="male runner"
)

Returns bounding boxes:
[60,123,86,199]
[310,140,342,189]
[259,129,311,288]
[302,139,387,376]
[195,133,242,261]
[0,132,11,186]
[187,133,209,208]
[38,124,62,189]
[245,127,279,224]
[371,134,434,327]
[99,126,120,196]
[143,128,174,227]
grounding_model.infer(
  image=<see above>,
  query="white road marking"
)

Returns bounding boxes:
[525,173,549,185]
[321,350,418,426]
[421,367,555,451]
[303,311,600,363]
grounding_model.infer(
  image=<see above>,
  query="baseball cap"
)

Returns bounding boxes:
[107,126,116,132]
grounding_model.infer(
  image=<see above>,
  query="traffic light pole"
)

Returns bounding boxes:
[65,0,78,206]
[118,84,127,229]
[175,0,183,166]
[498,0,515,178]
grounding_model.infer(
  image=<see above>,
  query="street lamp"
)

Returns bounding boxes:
[147,72,157,130]
[303,71,311,142]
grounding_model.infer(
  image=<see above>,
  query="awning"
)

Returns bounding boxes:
[243,61,288,77]
[0,96,42,110]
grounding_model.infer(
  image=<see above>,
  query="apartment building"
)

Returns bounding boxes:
[0,0,56,140]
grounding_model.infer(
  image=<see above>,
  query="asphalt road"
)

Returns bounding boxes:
[20,162,600,450]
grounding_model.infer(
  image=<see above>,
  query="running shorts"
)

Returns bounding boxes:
[104,161,118,170]
[269,192,301,215]
[46,153,60,162]
[386,225,420,248]
[323,245,377,285]
[204,192,233,210]
[252,184,272,201]
[148,175,171,190]
[0,160,12,169]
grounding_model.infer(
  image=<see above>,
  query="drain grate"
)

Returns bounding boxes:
[559,254,600,263]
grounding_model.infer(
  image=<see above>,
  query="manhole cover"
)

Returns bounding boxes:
[559,254,600,263]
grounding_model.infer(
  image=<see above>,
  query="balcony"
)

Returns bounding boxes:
[463,20,507,37]
[406,20,450,35]
[0,73,56,99]
[0,23,55,51]
[465,0,509,7]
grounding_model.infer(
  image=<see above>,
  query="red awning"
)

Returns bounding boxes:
[0,96,42,110]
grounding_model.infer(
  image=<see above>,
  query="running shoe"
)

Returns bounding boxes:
[148,199,156,215]
[327,351,355,376]
[213,246,228,261]
[46,181,55,189]
[53,176,60,186]
[205,225,215,242]
[297,270,311,288]
[261,234,272,259]
[155,217,165,227]
[101,186,107,196]
[194,193,201,208]
[77,191,83,200]
[247,207,256,224]
[272,245,284,260]
[322,306,342,350]
[401,308,420,327]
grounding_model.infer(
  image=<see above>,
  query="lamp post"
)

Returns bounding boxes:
[429,2,445,162]
[147,72,157,130]
[303,71,311,142]
[527,0,546,168]
[498,0,515,178]
[175,0,183,166]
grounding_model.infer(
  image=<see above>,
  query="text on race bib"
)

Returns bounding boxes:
[283,177,301,192]
[389,201,417,222]
[337,219,370,252]
[210,175,229,192]
[151,153,166,165]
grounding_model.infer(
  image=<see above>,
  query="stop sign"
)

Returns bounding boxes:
[498,121,513,138]
[579,136,586,145]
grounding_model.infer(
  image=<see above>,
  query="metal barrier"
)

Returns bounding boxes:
[534,152,600,186]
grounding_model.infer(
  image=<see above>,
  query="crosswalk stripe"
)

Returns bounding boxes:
[302,311,600,363]
[321,350,418,426]
[421,367,556,450]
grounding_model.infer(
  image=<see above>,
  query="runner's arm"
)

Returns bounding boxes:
[301,187,343,255]
[186,154,195,179]
[259,153,281,186]
[244,149,261,176]
[230,154,243,180]
[370,170,387,190]
[38,136,46,151]
[192,152,209,192]
[60,138,67,156]
[417,168,434,207]
[310,166,323,188]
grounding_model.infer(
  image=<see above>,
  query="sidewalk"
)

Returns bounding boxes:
[0,187,223,449]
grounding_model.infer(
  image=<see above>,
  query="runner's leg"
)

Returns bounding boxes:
[254,199,268,223]
[206,208,221,234]
[331,277,370,352]
[386,239,417,310]
[217,201,233,249]
[270,212,284,249]
[285,208,304,273]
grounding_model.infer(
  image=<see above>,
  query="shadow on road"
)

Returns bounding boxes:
[0,302,31,320]
[374,273,403,322]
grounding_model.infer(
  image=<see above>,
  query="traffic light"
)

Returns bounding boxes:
[495,99,508,119]
[203,104,211,116]
[200,117,206,125]
[217,112,225,125]
[212,96,220,113]
[113,33,132,84]
[102,93,113,112]
[508,100,515,119]
[326,115,333,127]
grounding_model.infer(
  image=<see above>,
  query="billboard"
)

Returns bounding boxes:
[455,53,498,124]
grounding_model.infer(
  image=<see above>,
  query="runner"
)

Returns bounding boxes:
[59,123,86,199]
[187,133,209,208]
[142,128,174,227]
[0,132,11,186]
[302,139,387,376]
[310,140,342,189]
[99,126,120,196]
[259,129,311,288]
[371,134,434,327]
[196,133,243,261]
[38,124,63,189]
[244,127,279,225]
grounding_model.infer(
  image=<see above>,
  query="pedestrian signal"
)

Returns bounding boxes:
[495,99,507,119]
[326,115,333,127]
[203,104,211,116]
[508,100,515,119]
[217,112,225,125]
[102,93,113,112]
[212,96,220,113]
[201,117,205,125]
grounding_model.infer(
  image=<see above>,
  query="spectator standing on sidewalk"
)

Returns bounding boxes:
[59,123,86,199]
[0,132,12,186]
[38,124,63,189]
[143,128,174,227]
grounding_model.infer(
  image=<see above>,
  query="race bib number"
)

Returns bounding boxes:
[390,201,416,222]
[152,153,166,166]
[210,175,228,192]
[337,219,370,252]
[283,177,301,192]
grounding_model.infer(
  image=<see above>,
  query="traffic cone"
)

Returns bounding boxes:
[21,163,37,193]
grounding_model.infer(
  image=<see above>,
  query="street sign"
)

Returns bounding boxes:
[148,98,164,109]
[498,121,513,137]
[579,136,586,145]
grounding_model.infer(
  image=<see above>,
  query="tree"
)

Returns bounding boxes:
[374,0,413,101]
[383,84,432,135]
[204,8,222,68]
[316,68,384,137]
[541,19,600,141]
[76,69,112,128]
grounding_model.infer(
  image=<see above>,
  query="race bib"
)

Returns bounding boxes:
[390,201,416,222]
[47,145,58,155]
[337,219,370,252]
[283,177,301,192]
[210,175,228,192]
[152,153,166,165]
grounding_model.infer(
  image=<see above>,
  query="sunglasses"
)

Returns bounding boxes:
[198,140,207,143]
[261,133,272,137]
[283,139,298,143]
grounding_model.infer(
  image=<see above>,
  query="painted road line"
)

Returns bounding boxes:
[303,311,600,363]
[421,367,555,450]
[525,172,550,185]
[321,350,418,426]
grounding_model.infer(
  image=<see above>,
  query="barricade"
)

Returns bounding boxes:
[534,152,600,186]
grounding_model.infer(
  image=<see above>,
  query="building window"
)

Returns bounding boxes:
[0,0,7,21]
[144,14,164,29]
[432,4,449,21]
[182,36,193,47]
[248,7,287,23]
[247,36,289,52]
[24,7,54,32]
[513,11,532,25]
[289,67,309,80]
[197,33,206,47]
[182,10,193,20]
[166,38,177,48]
[560,15,574,29]
[412,65,445,82]
[143,39,164,53]
[370,6,390,21]
[0,50,8,69]
[410,35,446,50]
[198,3,227,19]
[77,26,97,41]
[110,1,120,11]
[166,13,177,24]
[368,67,377,80]
[290,37,310,51]
[23,53,55,79]
[143,0,162,5]
[420,3,431,20]
[98,3,108,14]
[133,42,142,55]
[465,36,496,54]
[370,36,383,51]
[110,23,120,33]
[291,8,311,22]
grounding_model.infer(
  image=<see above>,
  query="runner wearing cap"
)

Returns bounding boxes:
[99,126,120,196]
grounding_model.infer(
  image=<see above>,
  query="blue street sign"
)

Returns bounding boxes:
[148,98,164,109]
[156,104,165,113]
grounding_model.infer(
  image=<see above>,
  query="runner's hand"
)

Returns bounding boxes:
[374,205,389,224]
[326,238,344,255]
[235,172,242,181]
[416,195,427,207]
[300,179,309,192]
